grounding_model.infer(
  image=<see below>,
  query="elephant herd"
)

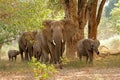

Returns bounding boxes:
[8,19,100,69]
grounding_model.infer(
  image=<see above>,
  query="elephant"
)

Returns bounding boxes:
[8,50,20,61]
[33,32,42,61]
[41,19,76,68]
[77,39,100,64]
[18,31,37,61]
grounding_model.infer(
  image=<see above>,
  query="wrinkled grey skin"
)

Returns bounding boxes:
[8,50,20,61]
[33,32,42,61]
[77,39,100,64]
[18,31,37,61]
[41,19,75,69]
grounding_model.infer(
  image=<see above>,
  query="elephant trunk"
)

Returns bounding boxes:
[54,43,61,64]
[52,38,63,64]
[52,29,64,65]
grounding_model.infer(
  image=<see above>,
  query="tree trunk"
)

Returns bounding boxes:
[66,29,84,60]
[88,0,106,39]
[61,0,88,60]
[61,0,106,60]
[88,24,97,39]
[61,0,79,60]
[87,0,98,39]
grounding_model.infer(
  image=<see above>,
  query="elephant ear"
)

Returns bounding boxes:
[61,19,76,41]
[94,39,100,47]
[42,20,53,41]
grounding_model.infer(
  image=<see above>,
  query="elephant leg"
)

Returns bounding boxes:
[33,50,36,58]
[58,57,62,69]
[89,53,93,64]
[59,62,62,69]
[79,54,82,62]
[77,49,82,61]
[50,52,54,64]
[80,55,82,61]
[19,47,24,61]
[42,50,49,63]
[44,53,49,63]
[9,58,10,61]
[85,48,91,64]
[78,52,82,61]
[40,53,44,62]
[29,52,32,60]
[37,52,41,61]
[12,57,13,61]
[20,52,24,61]
[8,56,10,61]
[86,56,89,64]
[25,52,29,61]
[15,56,17,61]
[36,52,39,61]
[29,48,33,60]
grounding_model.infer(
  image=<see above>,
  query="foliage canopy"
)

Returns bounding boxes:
[104,0,118,17]
[111,0,120,33]
[0,0,64,44]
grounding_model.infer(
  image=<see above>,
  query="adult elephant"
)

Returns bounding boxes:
[41,19,76,68]
[77,39,100,64]
[18,31,37,61]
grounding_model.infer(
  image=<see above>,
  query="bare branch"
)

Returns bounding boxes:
[96,0,106,26]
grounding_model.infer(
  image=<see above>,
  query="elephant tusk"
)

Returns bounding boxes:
[52,40,56,45]
[62,39,64,43]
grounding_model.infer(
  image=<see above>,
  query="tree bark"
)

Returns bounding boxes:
[88,0,98,39]
[61,0,106,60]
[66,28,84,60]
[61,0,79,60]
[61,0,87,60]
[88,0,106,39]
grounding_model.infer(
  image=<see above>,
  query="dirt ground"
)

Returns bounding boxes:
[56,68,120,80]
[1,67,120,80]
[1,47,120,80]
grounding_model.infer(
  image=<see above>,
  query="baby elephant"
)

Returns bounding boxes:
[8,50,20,61]
[77,39,100,64]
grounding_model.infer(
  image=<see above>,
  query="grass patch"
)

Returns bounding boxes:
[64,55,120,69]
[0,55,120,73]
[94,55,120,68]
[0,60,32,72]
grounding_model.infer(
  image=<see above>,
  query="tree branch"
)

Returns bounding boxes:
[96,0,106,26]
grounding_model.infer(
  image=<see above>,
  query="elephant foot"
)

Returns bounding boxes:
[59,64,63,69]
[59,62,63,69]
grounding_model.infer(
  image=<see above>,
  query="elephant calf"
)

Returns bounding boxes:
[8,50,20,61]
[77,39,100,64]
